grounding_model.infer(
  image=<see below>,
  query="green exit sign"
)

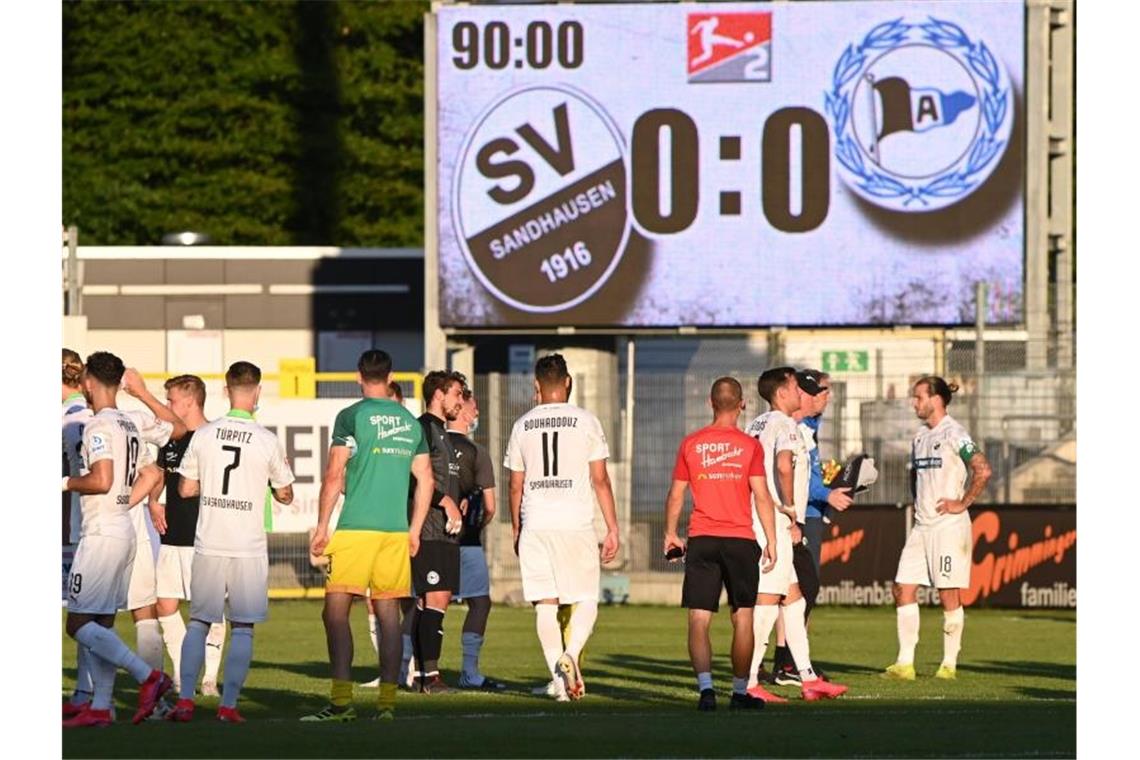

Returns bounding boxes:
[821,350,869,373]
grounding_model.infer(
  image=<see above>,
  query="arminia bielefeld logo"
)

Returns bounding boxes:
[826,17,1012,212]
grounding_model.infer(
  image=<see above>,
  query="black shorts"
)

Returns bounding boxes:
[411,540,460,596]
[681,536,760,612]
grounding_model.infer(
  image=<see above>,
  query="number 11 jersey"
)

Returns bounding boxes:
[177,411,294,558]
[504,402,609,532]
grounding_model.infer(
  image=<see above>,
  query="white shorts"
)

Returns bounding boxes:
[125,507,158,610]
[156,545,195,600]
[895,517,972,590]
[68,535,135,615]
[457,545,491,600]
[62,544,77,603]
[519,529,599,604]
[189,553,269,624]
[757,512,800,596]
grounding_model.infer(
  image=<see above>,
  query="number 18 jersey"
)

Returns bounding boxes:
[80,408,153,542]
[504,402,609,532]
[177,411,294,558]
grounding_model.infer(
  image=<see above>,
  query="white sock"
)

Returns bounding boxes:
[461,632,484,683]
[942,607,965,669]
[565,600,597,660]
[400,633,415,682]
[749,605,780,687]
[696,671,714,692]
[135,618,164,673]
[782,598,817,681]
[159,613,187,686]
[72,644,93,704]
[204,621,226,683]
[74,621,152,683]
[221,627,253,708]
[179,621,209,700]
[732,676,748,695]
[535,603,564,677]
[88,649,118,711]
[368,612,379,654]
[896,603,920,666]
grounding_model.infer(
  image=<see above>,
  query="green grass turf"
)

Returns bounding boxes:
[62,603,1075,758]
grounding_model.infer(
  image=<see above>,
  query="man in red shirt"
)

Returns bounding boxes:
[663,377,777,712]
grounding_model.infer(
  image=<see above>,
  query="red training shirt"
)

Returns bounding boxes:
[672,424,765,541]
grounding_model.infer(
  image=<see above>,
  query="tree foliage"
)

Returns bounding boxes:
[63,0,427,246]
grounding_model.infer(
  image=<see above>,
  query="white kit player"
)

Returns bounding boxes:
[744,368,846,702]
[168,361,294,723]
[63,351,173,728]
[884,377,991,681]
[505,354,619,701]
[62,349,95,716]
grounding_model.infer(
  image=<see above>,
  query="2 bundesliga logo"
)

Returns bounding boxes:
[685,12,772,83]
[826,17,1013,212]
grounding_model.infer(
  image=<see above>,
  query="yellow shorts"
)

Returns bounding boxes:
[324,530,411,598]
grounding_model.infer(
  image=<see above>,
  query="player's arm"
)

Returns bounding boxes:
[508,469,524,554]
[662,479,688,556]
[176,436,201,498]
[750,475,778,572]
[590,459,620,563]
[64,458,112,495]
[122,368,188,442]
[147,467,168,534]
[480,487,497,524]
[473,443,496,524]
[311,444,348,555]
[936,449,993,515]
[409,452,434,558]
[775,449,797,520]
[268,439,296,505]
[129,463,163,508]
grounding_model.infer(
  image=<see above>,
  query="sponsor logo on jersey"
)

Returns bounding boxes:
[686,12,772,83]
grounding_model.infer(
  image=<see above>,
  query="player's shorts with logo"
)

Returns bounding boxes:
[894,516,972,589]
[519,528,599,604]
[67,535,136,615]
[324,529,412,598]
[189,553,269,624]
[682,535,761,612]
[757,511,799,596]
[126,513,158,610]
[411,540,461,596]
[156,545,195,600]
[457,545,490,600]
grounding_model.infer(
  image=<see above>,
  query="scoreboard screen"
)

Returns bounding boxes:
[433,0,1025,328]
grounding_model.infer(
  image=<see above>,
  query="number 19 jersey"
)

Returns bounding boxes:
[504,402,609,532]
[178,411,295,558]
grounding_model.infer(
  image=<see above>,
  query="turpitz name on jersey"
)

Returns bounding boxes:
[523,416,580,431]
[215,428,254,444]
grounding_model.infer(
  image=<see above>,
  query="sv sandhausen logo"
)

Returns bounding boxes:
[826,17,1012,212]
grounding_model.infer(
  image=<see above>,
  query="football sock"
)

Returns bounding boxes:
[774,644,792,671]
[461,632,485,684]
[942,607,965,668]
[896,603,920,665]
[135,619,164,673]
[535,603,564,677]
[331,678,353,708]
[696,671,714,692]
[378,682,397,713]
[158,613,186,686]
[415,607,446,667]
[400,633,415,681]
[204,621,226,682]
[783,598,817,681]
[749,605,780,687]
[72,644,94,704]
[732,676,748,695]
[89,648,118,711]
[221,627,253,709]
[368,611,379,654]
[565,600,598,660]
[74,621,152,683]
[179,620,209,700]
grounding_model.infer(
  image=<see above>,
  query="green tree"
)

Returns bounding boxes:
[63,0,427,246]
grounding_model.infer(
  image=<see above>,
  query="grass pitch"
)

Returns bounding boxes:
[62,602,1075,758]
